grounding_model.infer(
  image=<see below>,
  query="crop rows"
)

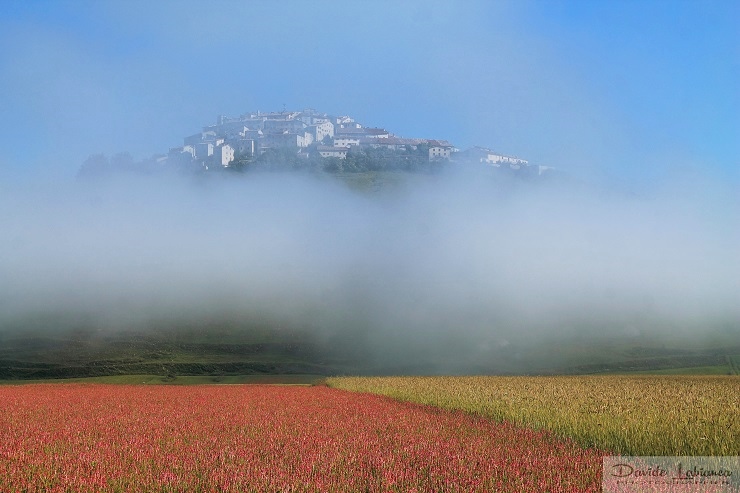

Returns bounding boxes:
[0,384,603,492]
[327,375,740,456]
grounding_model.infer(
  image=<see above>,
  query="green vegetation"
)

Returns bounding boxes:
[2,320,738,381]
[624,361,738,375]
[0,321,350,381]
[491,328,740,376]
[0,374,324,386]
[729,354,740,375]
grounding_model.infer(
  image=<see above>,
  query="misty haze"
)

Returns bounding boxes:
[2,157,738,376]
[1,0,738,380]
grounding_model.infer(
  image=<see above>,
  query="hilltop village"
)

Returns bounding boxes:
[80,108,551,177]
[165,109,536,171]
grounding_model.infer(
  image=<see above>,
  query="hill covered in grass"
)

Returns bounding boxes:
[1,318,737,381]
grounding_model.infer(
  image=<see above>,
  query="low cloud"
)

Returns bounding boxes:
[1,168,738,372]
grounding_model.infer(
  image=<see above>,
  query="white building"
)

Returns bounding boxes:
[182,145,196,159]
[300,131,314,148]
[428,140,453,160]
[309,120,335,143]
[317,145,349,159]
[486,153,528,167]
[264,118,307,133]
[362,137,410,151]
[261,131,313,151]
[335,126,365,137]
[364,128,390,139]
[334,137,361,147]
[214,144,235,167]
[468,146,528,167]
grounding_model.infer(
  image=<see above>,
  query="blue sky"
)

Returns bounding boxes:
[0,0,737,184]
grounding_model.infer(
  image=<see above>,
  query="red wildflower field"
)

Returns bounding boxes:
[0,384,603,492]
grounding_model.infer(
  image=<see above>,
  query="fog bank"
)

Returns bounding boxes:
[1,169,738,371]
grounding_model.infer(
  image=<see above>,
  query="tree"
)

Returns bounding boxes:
[77,153,110,178]
[229,151,253,172]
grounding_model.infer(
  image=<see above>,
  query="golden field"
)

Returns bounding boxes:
[327,375,739,456]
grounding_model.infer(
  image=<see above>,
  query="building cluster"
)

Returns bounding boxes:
[164,108,530,171]
[457,146,530,169]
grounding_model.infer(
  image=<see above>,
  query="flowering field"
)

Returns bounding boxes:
[327,375,740,456]
[0,384,603,492]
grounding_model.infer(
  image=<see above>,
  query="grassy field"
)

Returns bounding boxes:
[0,323,352,380]
[2,310,738,381]
[327,375,740,456]
[1,372,737,490]
[0,384,605,492]
[626,362,738,375]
